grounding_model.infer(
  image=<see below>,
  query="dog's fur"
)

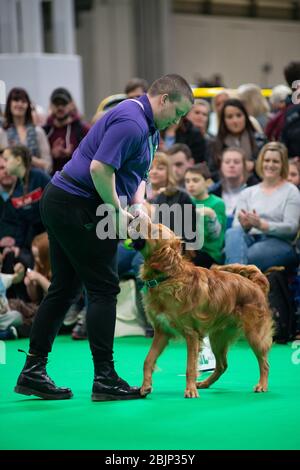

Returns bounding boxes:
[134,223,274,398]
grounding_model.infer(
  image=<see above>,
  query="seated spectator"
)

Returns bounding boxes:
[224,142,300,272]
[160,116,207,163]
[43,88,90,174]
[0,88,52,173]
[185,164,226,268]
[124,77,149,98]
[166,143,194,188]
[269,84,291,116]
[208,98,267,183]
[0,250,25,340]
[238,83,271,131]
[150,152,197,249]
[186,99,212,138]
[288,159,300,189]
[0,153,16,218]
[266,84,292,141]
[208,89,231,136]
[24,232,51,304]
[209,147,248,228]
[0,145,50,270]
[280,61,300,158]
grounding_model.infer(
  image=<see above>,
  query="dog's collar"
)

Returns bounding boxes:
[140,274,170,291]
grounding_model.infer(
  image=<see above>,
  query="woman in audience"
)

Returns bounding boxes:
[187,99,212,138]
[224,142,300,271]
[0,88,52,173]
[237,83,271,131]
[208,89,231,136]
[160,117,207,163]
[209,147,248,228]
[0,145,50,271]
[208,98,267,183]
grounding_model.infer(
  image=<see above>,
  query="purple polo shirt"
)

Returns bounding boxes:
[51,94,159,204]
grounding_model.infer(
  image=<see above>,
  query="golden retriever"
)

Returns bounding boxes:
[128,221,274,398]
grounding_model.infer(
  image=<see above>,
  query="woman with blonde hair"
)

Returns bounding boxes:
[237,83,270,130]
[224,142,300,271]
[187,99,211,138]
[208,89,231,136]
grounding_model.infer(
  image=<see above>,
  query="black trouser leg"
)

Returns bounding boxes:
[29,231,82,356]
[30,183,119,362]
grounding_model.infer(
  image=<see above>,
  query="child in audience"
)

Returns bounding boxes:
[185,165,226,267]
[0,251,25,340]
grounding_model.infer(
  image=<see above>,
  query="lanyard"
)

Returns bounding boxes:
[128,99,158,181]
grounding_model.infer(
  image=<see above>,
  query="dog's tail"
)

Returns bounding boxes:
[212,263,269,296]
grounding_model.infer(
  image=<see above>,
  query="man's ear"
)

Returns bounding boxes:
[161,94,168,106]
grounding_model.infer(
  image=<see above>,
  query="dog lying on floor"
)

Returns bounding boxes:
[128,221,274,398]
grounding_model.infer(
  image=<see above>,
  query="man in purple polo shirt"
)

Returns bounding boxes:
[14,74,193,402]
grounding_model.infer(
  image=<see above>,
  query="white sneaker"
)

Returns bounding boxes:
[8,326,18,339]
[63,304,81,326]
[198,337,216,372]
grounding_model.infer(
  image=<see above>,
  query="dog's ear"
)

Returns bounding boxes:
[171,238,182,252]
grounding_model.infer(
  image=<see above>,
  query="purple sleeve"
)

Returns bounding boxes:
[92,120,142,170]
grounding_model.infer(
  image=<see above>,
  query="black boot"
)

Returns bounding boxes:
[92,360,145,402]
[14,350,73,400]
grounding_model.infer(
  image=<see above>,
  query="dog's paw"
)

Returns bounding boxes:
[196,380,210,389]
[253,383,268,392]
[140,386,152,396]
[184,387,199,398]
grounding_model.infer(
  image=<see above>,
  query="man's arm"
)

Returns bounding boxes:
[90,160,134,236]
[131,181,146,205]
[90,160,121,210]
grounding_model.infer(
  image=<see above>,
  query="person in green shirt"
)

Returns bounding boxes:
[185,164,226,267]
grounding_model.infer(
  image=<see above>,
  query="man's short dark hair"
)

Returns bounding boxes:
[124,77,148,95]
[148,74,194,104]
[166,143,192,160]
[284,61,300,88]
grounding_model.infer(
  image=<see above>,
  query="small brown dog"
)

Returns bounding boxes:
[129,221,274,398]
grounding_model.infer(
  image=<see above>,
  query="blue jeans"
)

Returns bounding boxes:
[225,227,299,272]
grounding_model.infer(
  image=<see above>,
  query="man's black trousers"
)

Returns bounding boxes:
[29,183,120,362]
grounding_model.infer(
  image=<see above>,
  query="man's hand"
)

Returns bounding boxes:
[115,208,134,238]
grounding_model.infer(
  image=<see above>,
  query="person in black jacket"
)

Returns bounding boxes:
[160,117,207,163]
[0,145,50,268]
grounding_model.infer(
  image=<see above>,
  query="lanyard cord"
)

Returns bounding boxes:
[128,99,158,180]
